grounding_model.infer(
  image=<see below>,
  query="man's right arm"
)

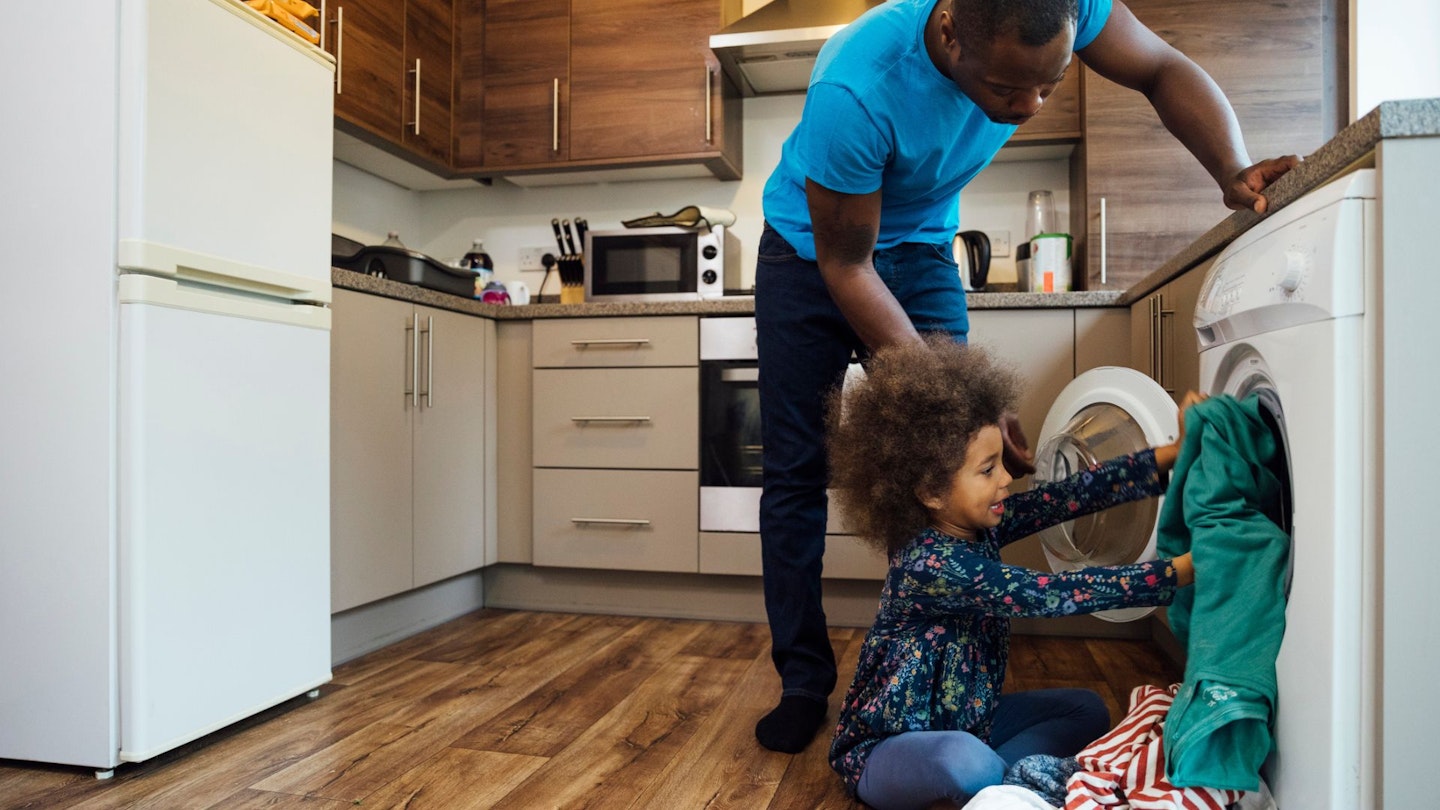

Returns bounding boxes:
[806,178,922,351]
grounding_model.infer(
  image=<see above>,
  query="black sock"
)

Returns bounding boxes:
[755,695,828,753]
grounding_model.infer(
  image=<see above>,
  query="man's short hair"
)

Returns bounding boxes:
[951,0,1081,48]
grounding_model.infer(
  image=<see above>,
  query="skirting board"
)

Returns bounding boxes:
[482,564,1152,640]
[330,571,486,665]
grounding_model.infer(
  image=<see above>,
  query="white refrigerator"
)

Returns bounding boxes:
[1,0,335,771]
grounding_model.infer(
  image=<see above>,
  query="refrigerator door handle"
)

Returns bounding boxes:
[118,240,330,304]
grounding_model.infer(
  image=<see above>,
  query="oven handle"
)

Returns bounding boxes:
[719,367,759,382]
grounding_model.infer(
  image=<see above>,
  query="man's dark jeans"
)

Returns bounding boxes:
[754,223,969,703]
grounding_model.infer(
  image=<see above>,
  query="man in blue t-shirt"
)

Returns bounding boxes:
[753,0,1297,755]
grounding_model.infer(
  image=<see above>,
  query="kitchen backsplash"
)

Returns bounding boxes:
[332,95,1072,292]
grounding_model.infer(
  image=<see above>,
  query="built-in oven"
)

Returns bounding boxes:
[699,317,763,532]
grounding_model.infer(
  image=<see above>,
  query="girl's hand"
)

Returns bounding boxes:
[1172,552,1194,587]
[1155,391,1208,472]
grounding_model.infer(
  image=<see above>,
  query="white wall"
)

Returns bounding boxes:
[332,161,423,249]
[1351,0,1440,121]
[332,98,1072,290]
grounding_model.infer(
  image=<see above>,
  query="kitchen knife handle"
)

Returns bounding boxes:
[422,315,434,407]
[552,218,568,255]
[409,59,421,134]
[562,219,577,254]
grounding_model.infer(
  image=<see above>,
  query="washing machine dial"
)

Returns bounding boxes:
[1278,250,1307,294]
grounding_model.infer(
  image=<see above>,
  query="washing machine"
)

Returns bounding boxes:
[1034,168,1376,808]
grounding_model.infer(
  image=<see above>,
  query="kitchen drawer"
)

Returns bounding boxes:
[533,468,698,572]
[533,367,698,469]
[698,532,887,580]
[532,316,698,368]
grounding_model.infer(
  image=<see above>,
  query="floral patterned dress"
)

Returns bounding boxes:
[829,449,1181,795]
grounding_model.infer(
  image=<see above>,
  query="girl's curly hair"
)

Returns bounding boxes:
[826,335,1021,555]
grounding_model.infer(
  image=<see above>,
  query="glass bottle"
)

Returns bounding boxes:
[1025,190,1056,241]
[381,231,405,248]
[462,239,494,272]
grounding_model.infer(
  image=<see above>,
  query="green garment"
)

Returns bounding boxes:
[1155,394,1289,791]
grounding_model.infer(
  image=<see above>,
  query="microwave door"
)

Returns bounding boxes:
[587,232,699,301]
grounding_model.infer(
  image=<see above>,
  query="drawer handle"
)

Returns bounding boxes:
[570,518,652,526]
[570,416,652,423]
[570,338,651,347]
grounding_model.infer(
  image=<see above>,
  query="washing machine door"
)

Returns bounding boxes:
[1033,367,1178,622]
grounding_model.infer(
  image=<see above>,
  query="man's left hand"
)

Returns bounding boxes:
[1000,411,1035,479]
[1223,155,1301,214]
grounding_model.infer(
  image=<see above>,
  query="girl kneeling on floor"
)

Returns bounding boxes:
[827,336,1198,810]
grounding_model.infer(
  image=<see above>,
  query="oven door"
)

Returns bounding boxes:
[699,360,762,531]
[585,229,698,301]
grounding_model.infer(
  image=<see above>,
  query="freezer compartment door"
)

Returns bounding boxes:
[118,0,334,293]
[117,296,331,762]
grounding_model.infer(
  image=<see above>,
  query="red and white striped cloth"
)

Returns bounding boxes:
[1063,684,1245,810]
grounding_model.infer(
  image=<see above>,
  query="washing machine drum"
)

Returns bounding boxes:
[1033,367,1179,622]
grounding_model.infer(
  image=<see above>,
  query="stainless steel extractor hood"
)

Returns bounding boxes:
[710,0,884,96]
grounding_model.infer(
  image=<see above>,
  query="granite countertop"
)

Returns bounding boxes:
[333,99,1440,320]
[331,268,1124,319]
[1119,97,1440,304]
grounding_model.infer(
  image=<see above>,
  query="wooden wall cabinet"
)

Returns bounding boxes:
[1072,0,1334,292]
[331,289,494,613]
[478,0,570,167]
[327,0,454,172]
[477,0,742,180]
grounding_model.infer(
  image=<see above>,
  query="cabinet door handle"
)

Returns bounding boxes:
[420,315,434,407]
[319,0,326,51]
[1099,196,1107,286]
[704,65,714,143]
[404,313,418,408]
[332,5,343,94]
[570,416,652,424]
[552,78,560,152]
[408,59,421,134]
[1157,295,1175,394]
[1147,293,1159,383]
[570,338,651,347]
[570,518,652,526]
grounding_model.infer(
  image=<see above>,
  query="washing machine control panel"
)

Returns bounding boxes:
[1194,187,1370,348]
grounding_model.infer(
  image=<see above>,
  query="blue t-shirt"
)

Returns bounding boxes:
[762,0,1111,261]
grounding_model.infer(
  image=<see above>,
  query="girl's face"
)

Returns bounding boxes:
[922,424,1013,538]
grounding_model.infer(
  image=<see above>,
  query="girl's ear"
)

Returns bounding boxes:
[915,486,944,512]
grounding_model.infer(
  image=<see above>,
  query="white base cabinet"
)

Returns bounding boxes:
[331,288,495,613]
[531,316,699,573]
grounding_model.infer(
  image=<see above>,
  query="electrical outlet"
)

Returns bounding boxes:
[518,246,551,270]
[987,230,1012,258]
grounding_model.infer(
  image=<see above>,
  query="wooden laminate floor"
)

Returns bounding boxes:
[0,609,1181,809]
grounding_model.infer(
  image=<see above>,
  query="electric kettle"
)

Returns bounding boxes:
[953,230,991,291]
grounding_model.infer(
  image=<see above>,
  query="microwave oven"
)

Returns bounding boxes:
[583,225,741,302]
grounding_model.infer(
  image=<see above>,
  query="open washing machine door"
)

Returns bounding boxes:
[1034,367,1178,622]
